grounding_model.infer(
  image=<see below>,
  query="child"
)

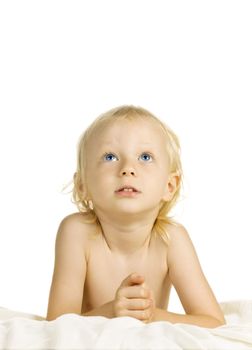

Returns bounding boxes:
[46,105,225,327]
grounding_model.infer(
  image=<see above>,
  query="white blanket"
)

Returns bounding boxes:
[0,300,252,349]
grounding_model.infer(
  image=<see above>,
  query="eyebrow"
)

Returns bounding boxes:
[100,142,156,146]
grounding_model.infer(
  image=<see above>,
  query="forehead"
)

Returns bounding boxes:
[88,118,167,149]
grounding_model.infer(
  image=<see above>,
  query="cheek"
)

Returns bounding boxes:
[145,176,168,198]
[154,174,170,196]
[86,170,113,196]
[152,165,169,182]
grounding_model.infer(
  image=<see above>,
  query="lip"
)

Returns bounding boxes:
[115,190,141,198]
[115,185,141,193]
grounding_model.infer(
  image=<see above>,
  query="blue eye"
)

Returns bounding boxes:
[139,153,153,162]
[103,153,118,162]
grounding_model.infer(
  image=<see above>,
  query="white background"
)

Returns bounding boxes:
[0,1,251,317]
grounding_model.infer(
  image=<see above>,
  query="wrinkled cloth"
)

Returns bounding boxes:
[0,300,252,349]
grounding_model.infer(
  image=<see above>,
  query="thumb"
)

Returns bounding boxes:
[121,273,145,287]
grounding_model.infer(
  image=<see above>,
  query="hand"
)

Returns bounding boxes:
[113,272,156,323]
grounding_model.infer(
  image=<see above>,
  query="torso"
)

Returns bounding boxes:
[80,220,172,314]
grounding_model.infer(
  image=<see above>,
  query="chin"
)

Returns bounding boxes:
[114,204,156,216]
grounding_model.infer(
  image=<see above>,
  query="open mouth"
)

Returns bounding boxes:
[115,186,140,193]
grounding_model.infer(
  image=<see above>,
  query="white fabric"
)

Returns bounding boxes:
[0,300,252,349]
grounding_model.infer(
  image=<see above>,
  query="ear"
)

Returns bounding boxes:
[74,172,88,199]
[162,173,180,202]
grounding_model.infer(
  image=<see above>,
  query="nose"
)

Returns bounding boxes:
[120,169,136,176]
[119,162,137,177]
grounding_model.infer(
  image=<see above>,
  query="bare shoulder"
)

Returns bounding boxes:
[58,212,97,237]
[56,212,98,254]
[59,211,96,227]
[167,222,191,245]
[166,222,198,267]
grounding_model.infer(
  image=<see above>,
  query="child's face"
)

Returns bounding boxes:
[84,118,176,217]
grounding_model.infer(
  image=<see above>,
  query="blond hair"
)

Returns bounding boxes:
[72,105,183,245]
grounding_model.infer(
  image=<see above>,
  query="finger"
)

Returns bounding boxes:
[119,285,151,299]
[120,273,145,287]
[118,308,150,321]
[126,298,151,310]
[130,273,145,286]
[138,282,155,303]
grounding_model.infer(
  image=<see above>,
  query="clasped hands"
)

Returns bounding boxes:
[113,273,156,323]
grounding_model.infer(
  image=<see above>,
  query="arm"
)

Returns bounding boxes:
[46,214,87,321]
[153,224,225,328]
[82,301,114,318]
[152,308,224,327]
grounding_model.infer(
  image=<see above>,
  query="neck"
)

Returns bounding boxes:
[94,208,158,255]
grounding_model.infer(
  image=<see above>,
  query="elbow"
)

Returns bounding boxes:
[46,314,55,321]
[192,313,226,328]
[46,311,60,321]
[215,317,226,327]
[208,316,226,328]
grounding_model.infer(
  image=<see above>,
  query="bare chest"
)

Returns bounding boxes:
[82,234,172,313]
